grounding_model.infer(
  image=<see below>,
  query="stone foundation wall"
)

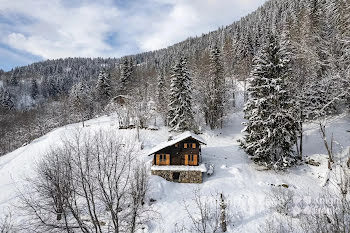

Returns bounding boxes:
[151,170,203,183]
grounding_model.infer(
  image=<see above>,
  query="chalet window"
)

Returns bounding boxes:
[184,143,188,149]
[160,154,166,161]
[175,143,178,147]
[192,143,196,148]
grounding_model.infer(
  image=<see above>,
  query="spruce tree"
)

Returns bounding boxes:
[157,70,168,125]
[70,82,92,126]
[48,78,58,98]
[328,0,350,71]
[10,74,18,86]
[167,57,195,132]
[240,35,298,170]
[96,69,112,103]
[30,79,39,100]
[205,45,225,129]
[41,77,49,98]
[119,58,133,95]
[0,88,14,110]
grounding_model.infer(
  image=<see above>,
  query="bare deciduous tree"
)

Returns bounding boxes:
[180,189,233,233]
[18,130,152,233]
[0,210,16,233]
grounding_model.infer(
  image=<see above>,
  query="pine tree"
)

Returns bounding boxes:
[48,78,59,98]
[95,69,112,103]
[10,74,18,86]
[303,74,343,119]
[70,82,93,126]
[240,34,298,170]
[41,77,49,98]
[280,20,305,160]
[205,45,225,129]
[302,0,332,77]
[157,70,168,125]
[119,58,133,95]
[167,57,195,132]
[30,79,39,100]
[328,0,350,71]
[0,88,14,110]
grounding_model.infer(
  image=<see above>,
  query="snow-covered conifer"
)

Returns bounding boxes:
[48,78,59,98]
[0,88,14,110]
[95,69,112,103]
[10,74,18,86]
[205,45,226,129]
[167,57,195,132]
[119,58,133,95]
[40,77,49,98]
[240,34,298,169]
[303,74,345,119]
[30,79,39,100]
[69,82,92,126]
[157,70,168,125]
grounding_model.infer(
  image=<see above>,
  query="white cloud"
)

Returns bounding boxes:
[137,0,267,51]
[1,0,121,58]
[0,0,266,62]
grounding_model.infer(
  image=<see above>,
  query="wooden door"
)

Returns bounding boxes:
[156,154,160,165]
[166,154,170,165]
[193,154,198,165]
[186,154,198,166]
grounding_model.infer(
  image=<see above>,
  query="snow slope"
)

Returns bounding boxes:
[0,112,349,232]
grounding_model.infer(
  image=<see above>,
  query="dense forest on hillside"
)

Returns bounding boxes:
[0,0,349,157]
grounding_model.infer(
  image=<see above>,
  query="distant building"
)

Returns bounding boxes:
[147,131,207,183]
[112,95,130,107]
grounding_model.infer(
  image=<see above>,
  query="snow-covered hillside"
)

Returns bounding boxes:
[0,112,349,232]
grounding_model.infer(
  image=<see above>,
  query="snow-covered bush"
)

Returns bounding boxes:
[269,186,295,216]
[178,189,237,233]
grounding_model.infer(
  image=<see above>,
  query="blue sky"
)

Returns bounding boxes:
[0,0,266,71]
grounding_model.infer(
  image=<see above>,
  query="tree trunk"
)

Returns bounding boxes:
[299,118,303,160]
[232,92,236,108]
[220,193,227,232]
[319,122,334,168]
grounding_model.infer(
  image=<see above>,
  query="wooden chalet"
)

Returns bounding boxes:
[147,131,207,183]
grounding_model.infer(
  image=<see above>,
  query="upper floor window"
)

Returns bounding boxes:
[184,143,196,149]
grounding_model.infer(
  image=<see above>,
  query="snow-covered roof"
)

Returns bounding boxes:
[151,164,207,172]
[146,131,206,156]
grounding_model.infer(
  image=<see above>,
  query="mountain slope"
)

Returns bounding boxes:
[1,112,349,232]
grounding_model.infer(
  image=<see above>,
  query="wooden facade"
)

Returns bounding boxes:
[153,138,202,166]
[148,132,207,183]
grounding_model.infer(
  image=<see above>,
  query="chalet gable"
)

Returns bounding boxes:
[146,131,206,156]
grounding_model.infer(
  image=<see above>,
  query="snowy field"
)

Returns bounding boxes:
[0,112,350,232]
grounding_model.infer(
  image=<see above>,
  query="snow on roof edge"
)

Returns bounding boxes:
[146,131,206,156]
